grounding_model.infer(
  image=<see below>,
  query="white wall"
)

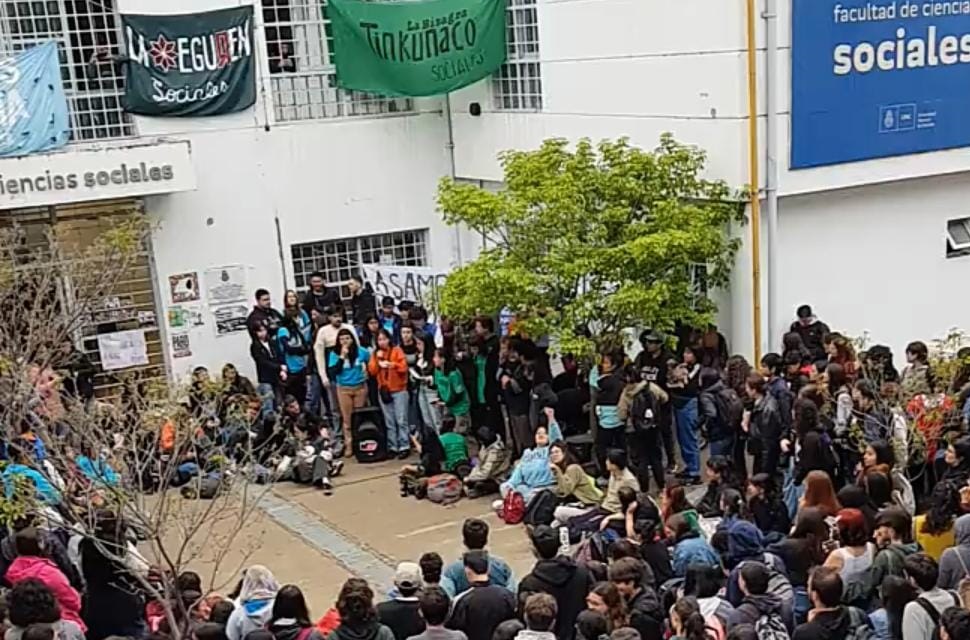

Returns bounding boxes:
[776,173,970,360]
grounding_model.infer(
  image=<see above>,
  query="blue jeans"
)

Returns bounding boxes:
[674,397,700,476]
[256,383,276,418]
[793,585,810,625]
[709,435,734,459]
[305,372,323,416]
[418,386,441,432]
[381,390,410,453]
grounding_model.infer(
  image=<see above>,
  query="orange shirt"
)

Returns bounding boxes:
[367,346,408,393]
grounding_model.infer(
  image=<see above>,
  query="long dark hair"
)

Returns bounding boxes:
[794,397,820,439]
[672,598,708,640]
[790,507,828,566]
[549,441,576,472]
[880,574,917,640]
[271,585,312,628]
[826,363,848,396]
[434,347,456,373]
[922,482,960,535]
[336,328,360,364]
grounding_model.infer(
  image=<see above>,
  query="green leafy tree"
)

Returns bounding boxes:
[437,134,746,355]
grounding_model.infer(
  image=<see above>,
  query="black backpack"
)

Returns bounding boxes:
[523,489,557,526]
[631,386,660,433]
[715,387,744,430]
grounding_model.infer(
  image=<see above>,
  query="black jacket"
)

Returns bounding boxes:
[750,394,782,442]
[639,541,673,587]
[518,557,593,640]
[793,430,837,484]
[376,598,425,640]
[247,305,284,338]
[302,287,341,316]
[80,538,146,640]
[634,349,674,390]
[447,581,517,640]
[792,606,869,640]
[251,339,284,384]
[789,319,831,364]
[499,360,532,417]
[730,593,784,628]
[627,586,664,640]
[271,621,325,640]
[349,286,377,326]
[749,495,791,537]
[698,381,733,442]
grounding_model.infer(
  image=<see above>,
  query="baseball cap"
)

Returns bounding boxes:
[394,562,422,589]
[796,305,813,319]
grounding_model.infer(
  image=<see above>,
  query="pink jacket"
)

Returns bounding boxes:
[6,555,86,632]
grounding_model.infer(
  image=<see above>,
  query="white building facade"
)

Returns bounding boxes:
[0,0,966,390]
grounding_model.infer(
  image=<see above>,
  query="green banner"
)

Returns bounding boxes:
[122,7,255,117]
[328,0,508,97]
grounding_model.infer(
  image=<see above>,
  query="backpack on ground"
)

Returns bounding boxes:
[426,474,462,505]
[753,612,789,640]
[500,490,525,524]
[914,591,962,640]
[523,489,557,526]
[630,386,660,433]
[715,386,744,430]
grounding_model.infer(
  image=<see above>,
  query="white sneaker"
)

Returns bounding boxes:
[492,499,503,512]
[331,460,344,477]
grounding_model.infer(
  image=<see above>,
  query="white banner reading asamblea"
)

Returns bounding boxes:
[361,264,447,307]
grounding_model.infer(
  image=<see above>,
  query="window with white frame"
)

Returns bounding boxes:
[947,217,970,258]
[0,0,134,141]
[492,0,542,111]
[291,229,429,296]
[262,0,412,122]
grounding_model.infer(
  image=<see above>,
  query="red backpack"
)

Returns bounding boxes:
[500,491,525,524]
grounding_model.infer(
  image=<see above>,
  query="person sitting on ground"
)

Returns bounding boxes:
[441,519,515,597]
[498,412,563,504]
[328,578,395,640]
[377,564,425,640]
[660,483,700,534]
[278,395,342,494]
[667,514,720,578]
[516,593,558,640]
[405,587,465,640]
[723,520,794,629]
[464,427,511,499]
[668,598,712,640]
[4,528,84,633]
[549,441,601,521]
[519,525,593,640]
[198,622,231,640]
[746,473,791,540]
[400,422,447,498]
[268,585,325,640]
[682,563,734,632]
[438,418,471,476]
[696,456,739,518]
[901,553,962,640]
[553,449,634,529]
[0,516,83,591]
[629,505,673,588]
[228,566,281,640]
[447,551,517,640]
[728,562,787,631]
[5,579,84,640]
[792,566,872,640]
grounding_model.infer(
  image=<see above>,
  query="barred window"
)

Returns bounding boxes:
[492,0,542,111]
[0,0,135,141]
[291,229,429,297]
[262,0,412,122]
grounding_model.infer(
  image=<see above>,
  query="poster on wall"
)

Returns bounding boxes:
[791,0,970,168]
[168,272,200,303]
[361,264,447,308]
[97,329,149,371]
[212,303,249,336]
[205,265,248,304]
[167,304,204,329]
[171,333,192,358]
[121,6,256,116]
[327,0,507,96]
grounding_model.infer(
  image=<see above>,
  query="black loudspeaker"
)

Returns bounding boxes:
[351,406,387,463]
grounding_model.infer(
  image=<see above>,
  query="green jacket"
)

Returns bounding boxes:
[434,369,470,417]
[439,431,469,472]
[552,463,603,506]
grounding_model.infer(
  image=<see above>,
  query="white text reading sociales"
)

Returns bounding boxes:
[833,26,970,74]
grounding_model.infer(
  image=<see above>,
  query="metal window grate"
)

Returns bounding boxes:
[262,0,412,122]
[0,0,135,141]
[291,229,429,297]
[492,0,542,111]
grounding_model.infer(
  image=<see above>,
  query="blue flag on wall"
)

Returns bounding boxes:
[0,41,70,158]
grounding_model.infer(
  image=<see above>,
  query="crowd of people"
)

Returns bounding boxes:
[7,268,970,640]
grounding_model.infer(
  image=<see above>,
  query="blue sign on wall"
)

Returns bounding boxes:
[791,0,970,168]
[0,41,70,158]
